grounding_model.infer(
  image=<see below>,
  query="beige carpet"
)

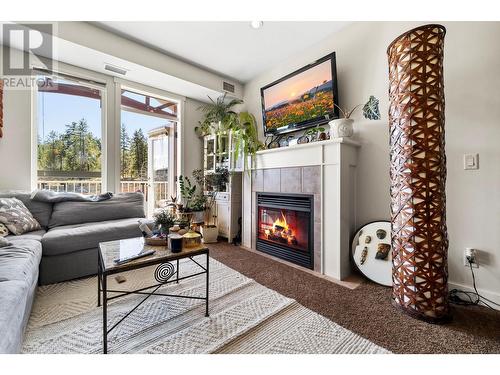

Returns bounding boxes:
[23,256,390,354]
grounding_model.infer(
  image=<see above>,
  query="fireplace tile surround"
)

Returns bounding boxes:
[242,139,360,281]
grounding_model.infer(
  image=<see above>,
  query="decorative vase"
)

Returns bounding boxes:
[328,118,354,138]
[388,24,449,323]
[201,225,218,243]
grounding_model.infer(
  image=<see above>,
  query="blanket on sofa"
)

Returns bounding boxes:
[30,190,113,203]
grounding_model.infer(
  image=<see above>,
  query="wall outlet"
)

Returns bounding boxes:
[464,248,479,268]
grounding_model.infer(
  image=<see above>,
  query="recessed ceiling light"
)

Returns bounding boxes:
[250,21,263,29]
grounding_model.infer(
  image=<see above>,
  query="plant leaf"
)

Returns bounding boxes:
[362,96,381,120]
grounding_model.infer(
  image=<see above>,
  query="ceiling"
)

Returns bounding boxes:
[94,22,350,83]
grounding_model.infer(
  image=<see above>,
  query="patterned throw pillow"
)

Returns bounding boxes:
[0,223,9,237]
[0,198,41,235]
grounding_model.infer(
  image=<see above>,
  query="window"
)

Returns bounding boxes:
[34,72,181,211]
[36,75,104,194]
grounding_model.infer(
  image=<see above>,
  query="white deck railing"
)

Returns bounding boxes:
[36,180,169,203]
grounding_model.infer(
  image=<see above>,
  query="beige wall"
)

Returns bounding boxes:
[0,88,33,190]
[243,21,500,303]
[58,22,243,99]
[182,98,204,178]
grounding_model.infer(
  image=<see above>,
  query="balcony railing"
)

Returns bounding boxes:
[36,180,169,205]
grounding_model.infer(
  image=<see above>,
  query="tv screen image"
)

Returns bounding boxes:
[260,53,338,135]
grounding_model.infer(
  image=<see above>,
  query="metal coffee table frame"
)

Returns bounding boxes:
[97,247,209,354]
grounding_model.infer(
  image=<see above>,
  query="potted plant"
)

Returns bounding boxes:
[200,191,219,243]
[195,93,243,136]
[190,193,207,223]
[192,168,220,243]
[195,94,264,173]
[153,209,175,236]
[329,95,381,138]
[178,175,197,223]
[213,167,229,192]
[301,126,326,143]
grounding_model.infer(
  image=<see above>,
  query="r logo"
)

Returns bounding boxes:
[2,23,53,76]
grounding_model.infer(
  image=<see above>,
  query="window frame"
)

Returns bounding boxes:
[31,65,109,193]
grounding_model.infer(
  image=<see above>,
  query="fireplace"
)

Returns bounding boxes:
[256,193,314,269]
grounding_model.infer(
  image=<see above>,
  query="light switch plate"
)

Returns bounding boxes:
[464,153,479,170]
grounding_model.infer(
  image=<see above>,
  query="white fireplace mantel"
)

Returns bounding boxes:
[242,138,360,281]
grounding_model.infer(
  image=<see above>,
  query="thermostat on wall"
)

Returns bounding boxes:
[463,153,479,170]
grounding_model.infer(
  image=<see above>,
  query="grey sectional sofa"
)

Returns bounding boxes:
[0,191,146,353]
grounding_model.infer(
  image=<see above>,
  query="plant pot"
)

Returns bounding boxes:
[201,225,218,243]
[176,212,193,226]
[191,210,205,223]
[329,118,354,138]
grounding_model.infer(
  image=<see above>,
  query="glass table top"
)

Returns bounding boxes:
[98,237,207,273]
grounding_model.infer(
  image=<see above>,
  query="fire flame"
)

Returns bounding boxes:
[273,212,289,231]
[262,210,298,246]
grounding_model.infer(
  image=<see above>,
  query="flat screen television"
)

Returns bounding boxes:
[260,52,339,136]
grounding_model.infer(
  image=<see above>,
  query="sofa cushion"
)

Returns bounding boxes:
[0,191,53,229]
[0,239,42,285]
[7,229,46,242]
[0,220,43,353]
[48,192,145,229]
[42,218,143,256]
[0,279,35,353]
[0,198,41,235]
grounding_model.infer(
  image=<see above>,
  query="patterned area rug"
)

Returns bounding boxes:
[23,257,390,354]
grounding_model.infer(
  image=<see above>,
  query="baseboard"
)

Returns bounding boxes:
[448,281,500,311]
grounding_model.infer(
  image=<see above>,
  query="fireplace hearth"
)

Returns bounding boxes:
[256,193,314,269]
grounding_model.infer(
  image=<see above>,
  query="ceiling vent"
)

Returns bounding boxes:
[104,64,127,76]
[222,81,235,94]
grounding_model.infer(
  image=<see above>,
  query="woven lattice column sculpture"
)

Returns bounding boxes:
[387,24,449,323]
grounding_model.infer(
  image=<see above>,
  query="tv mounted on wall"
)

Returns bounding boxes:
[260,52,339,136]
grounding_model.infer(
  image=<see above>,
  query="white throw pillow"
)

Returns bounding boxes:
[0,197,41,235]
[0,223,9,237]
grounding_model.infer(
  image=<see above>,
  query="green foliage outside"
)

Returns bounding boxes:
[37,119,149,180]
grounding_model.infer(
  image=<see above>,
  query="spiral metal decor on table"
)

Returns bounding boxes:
[387,24,449,323]
[154,262,176,284]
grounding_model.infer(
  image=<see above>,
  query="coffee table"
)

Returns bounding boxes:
[97,237,209,354]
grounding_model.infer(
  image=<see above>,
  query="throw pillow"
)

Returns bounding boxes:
[0,223,8,237]
[0,197,41,235]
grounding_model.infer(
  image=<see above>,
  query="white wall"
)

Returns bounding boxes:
[243,22,500,303]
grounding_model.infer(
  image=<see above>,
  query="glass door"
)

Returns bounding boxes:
[119,88,178,217]
[147,128,171,215]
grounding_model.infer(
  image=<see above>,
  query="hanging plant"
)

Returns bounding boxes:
[195,93,243,136]
[231,111,265,172]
